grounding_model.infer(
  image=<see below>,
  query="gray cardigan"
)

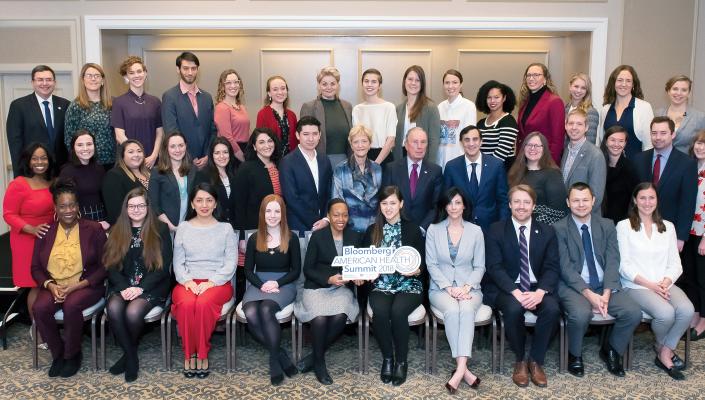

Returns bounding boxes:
[173,221,237,286]
[394,101,441,163]
[300,96,353,154]
[654,105,705,154]
[425,219,485,291]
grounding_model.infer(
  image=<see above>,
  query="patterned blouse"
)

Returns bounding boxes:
[64,101,115,165]
[690,166,705,236]
[373,221,422,294]
[123,227,163,305]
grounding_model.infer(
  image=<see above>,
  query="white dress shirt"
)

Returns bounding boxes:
[511,217,537,284]
[299,146,319,192]
[35,93,54,125]
[465,152,483,184]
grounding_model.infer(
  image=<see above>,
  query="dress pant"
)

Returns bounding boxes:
[369,290,422,362]
[679,234,705,317]
[626,286,694,350]
[559,286,642,356]
[429,288,482,358]
[495,287,560,365]
[171,280,233,359]
[33,285,104,360]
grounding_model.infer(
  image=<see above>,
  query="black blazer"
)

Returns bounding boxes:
[6,93,70,175]
[102,167,146,225]
[233,158,275,231]
[381,158,442,229]
[602,155,639,223]
[483,217,560,307]
[361,218,427,283]
[195,170,237,228]
[632,148,698,241]
[148,167,198,228]
[303,226,361,289]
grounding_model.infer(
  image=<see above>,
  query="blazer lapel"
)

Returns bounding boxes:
[398,162,412,202]
[528,220,541,274]
[316,153,327,198]
[568,221,585,271]
[567,147,587,180]
[643,150,655,180]
[295,149,318,194]
[30,96,49,132]
[658,151,678,187]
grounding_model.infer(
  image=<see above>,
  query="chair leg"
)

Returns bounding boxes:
[558,317,565,373]
[424,317,430,374]
[100,313,107,371]
[363,315,370,374]
[1,288,27,350]
[684,328,691,369]
[226,313,232,371]
[161,311,168,370]
[232,321,239,370]
[291,316,297,364]
[431,315,438,375]
[296,320,303,363]
[627,335,634,370]
[499,315,505,374]
[166,314,173,371]
[32,320,38,369]
[357,317,363,374]
[91,313,99,371]
[491,318,497,373]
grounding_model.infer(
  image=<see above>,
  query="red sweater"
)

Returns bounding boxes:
[256,105,299,152]
[517,90,566,164]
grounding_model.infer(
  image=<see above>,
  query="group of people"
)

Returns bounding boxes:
[3,51,705,393]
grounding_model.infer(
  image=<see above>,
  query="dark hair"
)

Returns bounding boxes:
[600,125,628,159]
[442,69,463,84]
[176,52,200,68]
[603,65,644,105]
[568,181,594,198]
[204,137,237,185]
[689,130,705,157]
[475,80,516,114]
[370,186,404,246]
[245,127,281,163]
[49,177,77,203]
[361,68,382,84]
[434,187,472,223]
[17,142,55,179]
[507,132,558,186]
[459,125,482,141]
[628,182,666,233]
[296,115,321,133]
[68,130,96,165]
[402,65,432,122]
[650,116,675,133]
[31,65,55,80]
[185,182,220,220]
[327,198,348,213]
[156,131,193,176]
[264,76,289,109]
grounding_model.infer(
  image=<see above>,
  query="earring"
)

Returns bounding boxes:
[53,212,58,222]
[268,96,272,102]
[77,210,82,219]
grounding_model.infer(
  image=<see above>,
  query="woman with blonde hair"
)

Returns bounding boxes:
[256,76,298,157]
[655,75,705,153]
[215,69,250,163]
[565,72,600,144]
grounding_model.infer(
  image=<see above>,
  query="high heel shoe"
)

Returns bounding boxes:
[445,370,459,394]
[469,376,481,389]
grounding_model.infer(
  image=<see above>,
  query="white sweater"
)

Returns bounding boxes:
[437,96,477,168]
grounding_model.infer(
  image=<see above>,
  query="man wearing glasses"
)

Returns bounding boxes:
[6,65,70,175]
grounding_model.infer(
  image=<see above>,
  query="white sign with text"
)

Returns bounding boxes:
[332,246,422,280]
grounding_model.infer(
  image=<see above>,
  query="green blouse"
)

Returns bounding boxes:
[64,101,115,165]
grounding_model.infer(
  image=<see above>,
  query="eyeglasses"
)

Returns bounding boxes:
[127,204,147,211]
[526,73,544,79]
[84,73,103,80]
[224,80,241,86]
[525,144,544,149]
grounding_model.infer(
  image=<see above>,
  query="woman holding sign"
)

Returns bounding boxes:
[426,187,485,393]
[294,199,361,385]
[362,185,425,386]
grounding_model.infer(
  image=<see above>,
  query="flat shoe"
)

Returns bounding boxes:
[654,357,685,381]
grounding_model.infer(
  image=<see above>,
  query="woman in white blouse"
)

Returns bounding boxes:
[617,182,694,380]
[437,69,477,168]
[351,68,397,166]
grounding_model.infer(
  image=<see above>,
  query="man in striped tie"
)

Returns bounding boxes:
[484,184,561,388]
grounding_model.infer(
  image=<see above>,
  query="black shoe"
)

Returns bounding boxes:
[195,367,210,379]
[567,354,584,377]
[124,354,138,382]
[296,353,314,373]
[314,364,333,385]
[380,358,394,384]
[655,356,685,380]
[270,374,284,386]
[278,349,298,378]
[392,361,408,386]
[671,354,686,371]
[109,354,127,375]
[599,346,625,377]
[60,352,82,378]
[48,358,64,378]
[689,327,705,342]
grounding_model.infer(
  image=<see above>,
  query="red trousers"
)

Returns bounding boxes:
[171,280,233,360]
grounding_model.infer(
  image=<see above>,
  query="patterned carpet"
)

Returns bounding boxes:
[0,319,702,399]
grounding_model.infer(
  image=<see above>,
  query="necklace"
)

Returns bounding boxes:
[134,96,145,105]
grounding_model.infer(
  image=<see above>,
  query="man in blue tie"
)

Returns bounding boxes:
[484,184,561,388]
[554,182,641,378]
[6,65,70,175]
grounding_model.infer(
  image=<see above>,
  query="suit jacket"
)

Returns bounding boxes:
[443,154,509,231]
[517,90,565,164]
[195,170,237,227]
[632,148,698,241]
[6,93,70,174]
[426,219,485,291]
[279,147,333,232]
[233,158,275,231]
[303,226,361,290]
[560,140,607,209]
[483,218,560,307]
[300,97,353,154]
[553,215,621,297]
[161,84,216,159]
[101,167,146,225]
[148,166,198,228]
[393,102,441,164]
[382,157,442,229]
[31,219,107,289]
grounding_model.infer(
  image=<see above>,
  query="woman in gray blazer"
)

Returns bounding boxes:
[426,187,485,393]
[394,65,441,164]
[655,75,705,154]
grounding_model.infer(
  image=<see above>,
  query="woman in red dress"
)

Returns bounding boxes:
[3,143,56,333]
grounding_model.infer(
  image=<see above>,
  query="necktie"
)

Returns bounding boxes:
[519,226,530,292]
[410,163,419,198]
[42,100,55,143]
[652,154,661,186]
[581,224,601,292]
[469,162,479,198]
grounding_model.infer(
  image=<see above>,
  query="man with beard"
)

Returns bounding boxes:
[161,52,216,169]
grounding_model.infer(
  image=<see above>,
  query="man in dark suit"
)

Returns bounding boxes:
[633,116,698,252]
[382,127,442,230]
[6,65,70,175]
[554,182,641,378]
[484,184,560,388]
[161,52,216,169]
[279,116,333,233]
[443,125,509,231]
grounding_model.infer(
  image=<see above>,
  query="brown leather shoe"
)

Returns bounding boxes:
[512,361,529,387]
[528,361,547,387]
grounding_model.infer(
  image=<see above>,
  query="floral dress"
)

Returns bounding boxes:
[372,221,422,294]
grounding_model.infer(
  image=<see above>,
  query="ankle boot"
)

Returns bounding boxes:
[380,358,394,383]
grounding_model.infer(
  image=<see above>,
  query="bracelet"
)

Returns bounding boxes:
[43,279,55,289]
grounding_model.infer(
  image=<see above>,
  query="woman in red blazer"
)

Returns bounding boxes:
[256,76,298,158]
[517,63,566,164]
[31,178,107,378]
